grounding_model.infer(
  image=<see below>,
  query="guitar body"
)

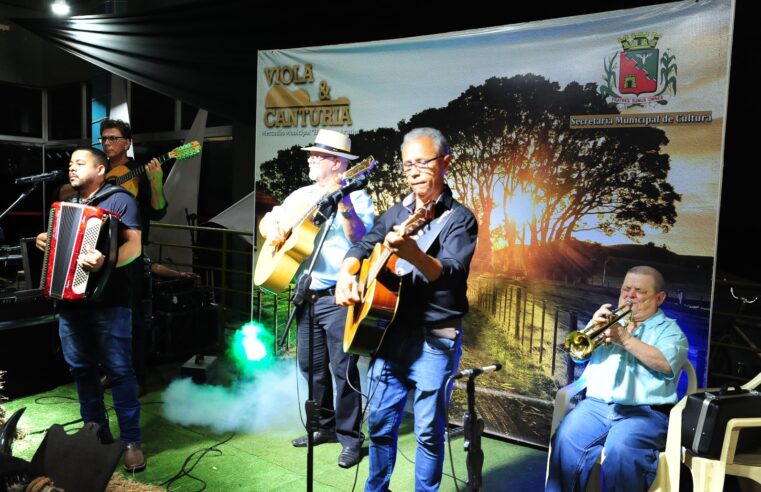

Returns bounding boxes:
[343,200,435,356]
[105,165,138,196]
[254,211,320,294]
[253,156,377,294]
[344,243,402,356]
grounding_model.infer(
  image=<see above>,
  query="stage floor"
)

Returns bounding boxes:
[2,369,548,491]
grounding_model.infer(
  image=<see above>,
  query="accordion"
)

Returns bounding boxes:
[40,201,119,301]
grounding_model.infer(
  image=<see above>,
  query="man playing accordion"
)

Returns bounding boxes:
[36,147,146,472]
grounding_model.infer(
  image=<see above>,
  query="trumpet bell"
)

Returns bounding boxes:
[563,303,632,363]
[564,331,596,364]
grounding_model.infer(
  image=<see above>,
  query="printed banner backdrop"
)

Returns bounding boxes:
[255,0,733,446]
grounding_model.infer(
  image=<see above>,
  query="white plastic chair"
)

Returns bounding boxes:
[664,371,761,491]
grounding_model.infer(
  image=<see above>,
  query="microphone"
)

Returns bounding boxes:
[319,174,369,209]
[15,170,65,185]
[314,174,369,225]
[452,363,502,380]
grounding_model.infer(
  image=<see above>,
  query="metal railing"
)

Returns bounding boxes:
[148,222,297,355]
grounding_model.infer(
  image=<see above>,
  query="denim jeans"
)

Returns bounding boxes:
[365,330,462,492]
[297,294,362,447]
[546,398,668,492]
[59,306,141,443]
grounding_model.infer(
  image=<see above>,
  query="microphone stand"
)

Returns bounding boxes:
[277,199,339,492]
[184,207,198,246]
[463,375,484,491]
[0,184,40,244]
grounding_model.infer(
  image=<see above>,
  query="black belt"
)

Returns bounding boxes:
[308,287,335,299]
[650,404,674,416]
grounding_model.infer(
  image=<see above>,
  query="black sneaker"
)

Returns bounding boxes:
[291,430,338,447]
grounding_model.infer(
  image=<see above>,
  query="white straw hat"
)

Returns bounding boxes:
[301,129,358,160]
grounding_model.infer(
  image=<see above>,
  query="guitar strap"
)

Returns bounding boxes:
[393,207,454,276]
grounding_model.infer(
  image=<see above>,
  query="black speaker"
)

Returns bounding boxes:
[0,315,69,400]
[153,286,212,313]
[153,305,218,357]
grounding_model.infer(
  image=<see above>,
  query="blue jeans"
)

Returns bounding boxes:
[546,398,668,492]
[59,306,141,443]
[365,330,462,492]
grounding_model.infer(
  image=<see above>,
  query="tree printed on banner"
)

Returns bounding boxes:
[257,146,310,203]
[402,74,681,275]
[351,128,408,212]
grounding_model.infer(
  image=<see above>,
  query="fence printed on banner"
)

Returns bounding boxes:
[452,275,589,445]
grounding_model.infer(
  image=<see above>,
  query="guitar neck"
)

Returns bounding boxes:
[285,156,374,232]
[114,152,172,186]
[368,248,395,282]
[366,204,434,281]
[290,180,362,232]
[286,191,328,231]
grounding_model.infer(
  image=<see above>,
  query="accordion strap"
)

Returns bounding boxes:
[71,182,131,209]
[90,215,119,301]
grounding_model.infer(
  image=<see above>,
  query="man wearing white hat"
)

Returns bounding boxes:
[259,129,374,468]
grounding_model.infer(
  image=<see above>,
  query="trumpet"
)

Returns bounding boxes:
[564,302,632,363]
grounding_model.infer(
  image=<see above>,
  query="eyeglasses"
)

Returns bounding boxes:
[401,155,444,172]
[99,136,129,143]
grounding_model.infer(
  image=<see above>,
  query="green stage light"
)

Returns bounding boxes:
[230,321,273,374]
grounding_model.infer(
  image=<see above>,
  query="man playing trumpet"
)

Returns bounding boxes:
[546,266,689,492]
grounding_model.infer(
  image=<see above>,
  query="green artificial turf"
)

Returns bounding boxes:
[2,370,548,491]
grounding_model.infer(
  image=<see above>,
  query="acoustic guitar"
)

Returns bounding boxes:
[343,201,435,356]
[253,156,376,294]
[106,141,202,196]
